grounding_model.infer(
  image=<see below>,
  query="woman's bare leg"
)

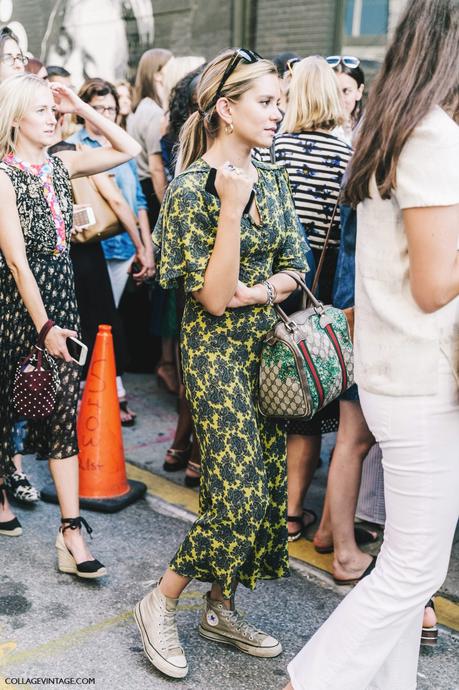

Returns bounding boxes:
[160,568,191,599]
[287,434,321,535]
[323,401,375,579]
[48,455,95,563]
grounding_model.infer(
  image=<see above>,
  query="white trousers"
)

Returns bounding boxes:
[288,355,459,690]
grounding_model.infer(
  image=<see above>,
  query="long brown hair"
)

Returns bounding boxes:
[178,49,276,172]
[346,0,459,206]
[132,48,172,110]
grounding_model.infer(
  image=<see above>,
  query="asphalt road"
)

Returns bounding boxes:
[1,459,458,690]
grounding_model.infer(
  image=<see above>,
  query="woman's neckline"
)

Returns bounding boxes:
[3,153,52,170]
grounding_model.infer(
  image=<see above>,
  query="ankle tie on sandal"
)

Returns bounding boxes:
[61,516,93,539]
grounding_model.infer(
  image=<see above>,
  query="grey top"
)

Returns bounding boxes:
[128,97,164,180]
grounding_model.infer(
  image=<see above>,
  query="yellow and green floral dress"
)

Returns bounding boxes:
[153,158,309,598]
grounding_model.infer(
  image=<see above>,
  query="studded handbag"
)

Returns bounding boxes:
[258,271,354,420]
[12,319,60,420]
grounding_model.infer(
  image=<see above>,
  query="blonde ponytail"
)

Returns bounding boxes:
[176,110,206,173]
[176,49,277,172]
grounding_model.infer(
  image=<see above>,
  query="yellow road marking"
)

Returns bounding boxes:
[126,461,459,633]
[0,599,204,670]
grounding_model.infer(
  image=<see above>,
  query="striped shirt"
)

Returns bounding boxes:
[266,131,352,250]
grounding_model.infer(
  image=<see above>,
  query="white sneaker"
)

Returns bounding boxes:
[199,593,283,658]
[134,583,188,678]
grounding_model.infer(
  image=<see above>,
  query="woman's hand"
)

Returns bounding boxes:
[215,162,253,215]
[227,280,266,308]
[44,326,77,362]
[130,247,156,284]
[49,82,83,116]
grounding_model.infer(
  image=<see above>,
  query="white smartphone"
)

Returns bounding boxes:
[66,336,88,366]
[54,326,88,366]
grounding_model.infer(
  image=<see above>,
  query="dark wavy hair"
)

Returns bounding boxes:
[76,78,119,125]
[166,65,205,143]
[346,0,459,205]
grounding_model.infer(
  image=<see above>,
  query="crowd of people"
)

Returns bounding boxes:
[0,0,458,688]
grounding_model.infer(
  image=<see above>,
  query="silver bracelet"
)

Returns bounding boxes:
[262,280,275,306]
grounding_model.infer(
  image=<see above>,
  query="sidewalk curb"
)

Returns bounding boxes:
[125,461,459,633]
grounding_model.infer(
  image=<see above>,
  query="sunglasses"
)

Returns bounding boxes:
[326,55,360,69]
[210,48,262,107]
[286,57,301,76]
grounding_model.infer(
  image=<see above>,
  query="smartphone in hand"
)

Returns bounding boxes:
[54,326,88,365]
[66,336,88,366]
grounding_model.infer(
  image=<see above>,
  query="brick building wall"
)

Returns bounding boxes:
[255,0,339,58]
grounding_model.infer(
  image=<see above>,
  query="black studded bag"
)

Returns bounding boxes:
[12,319,60,420]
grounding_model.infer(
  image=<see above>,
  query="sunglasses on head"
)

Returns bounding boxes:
[326,55,360,69]
[210,48,262,108]
[285,57,301,76]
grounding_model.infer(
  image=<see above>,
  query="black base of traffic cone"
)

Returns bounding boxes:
[40,479,147,513]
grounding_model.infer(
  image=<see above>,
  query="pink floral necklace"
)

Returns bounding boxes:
[3,153,67,255]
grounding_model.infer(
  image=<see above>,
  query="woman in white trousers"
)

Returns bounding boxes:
[284,1,459,688]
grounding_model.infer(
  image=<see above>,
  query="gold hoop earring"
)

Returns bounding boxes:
[225,122,234,135]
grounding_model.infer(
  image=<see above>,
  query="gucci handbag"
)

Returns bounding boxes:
[259,272,354,420]
[12,320,60,420]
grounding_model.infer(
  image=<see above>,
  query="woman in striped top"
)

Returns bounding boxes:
[271,56,352,541]
[273,56,352,301]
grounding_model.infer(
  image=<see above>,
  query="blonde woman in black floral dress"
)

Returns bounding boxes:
[0,74,141,577]
[134,50,309,679]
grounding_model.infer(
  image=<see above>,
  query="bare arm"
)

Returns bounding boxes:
[148,153,168,203]
[404,205,459,313]
[137,208,155,275]
[0,173,75,360]
[92,173,153,281]
[227,272,299,309]
[191,164,253,316]
[49,83,141,178]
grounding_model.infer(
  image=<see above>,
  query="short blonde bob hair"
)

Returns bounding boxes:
[281,56,344,133]
[0,73,50,159]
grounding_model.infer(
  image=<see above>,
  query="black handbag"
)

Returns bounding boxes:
[12,319,60,420]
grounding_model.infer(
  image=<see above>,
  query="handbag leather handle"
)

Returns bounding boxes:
[36,319,55,350]
[274,271,325,328]
[278,271,323,308]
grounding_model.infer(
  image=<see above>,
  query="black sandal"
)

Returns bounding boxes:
[333,555,376,586]
[119,400,136,427]
[288,509,317,542]
[163,445,192,472]
[184,460,201,488]
[0,488,22,537]
[56,517,106,579]
[421,598,438,646]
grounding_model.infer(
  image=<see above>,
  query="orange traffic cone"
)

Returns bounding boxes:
[77,324,146,511]
[41,324,146,512]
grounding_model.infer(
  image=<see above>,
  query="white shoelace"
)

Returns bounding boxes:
[221,608,261,640]
[160,607,182,653]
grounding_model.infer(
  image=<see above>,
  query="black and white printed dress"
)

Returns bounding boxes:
[0,155,80,477]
